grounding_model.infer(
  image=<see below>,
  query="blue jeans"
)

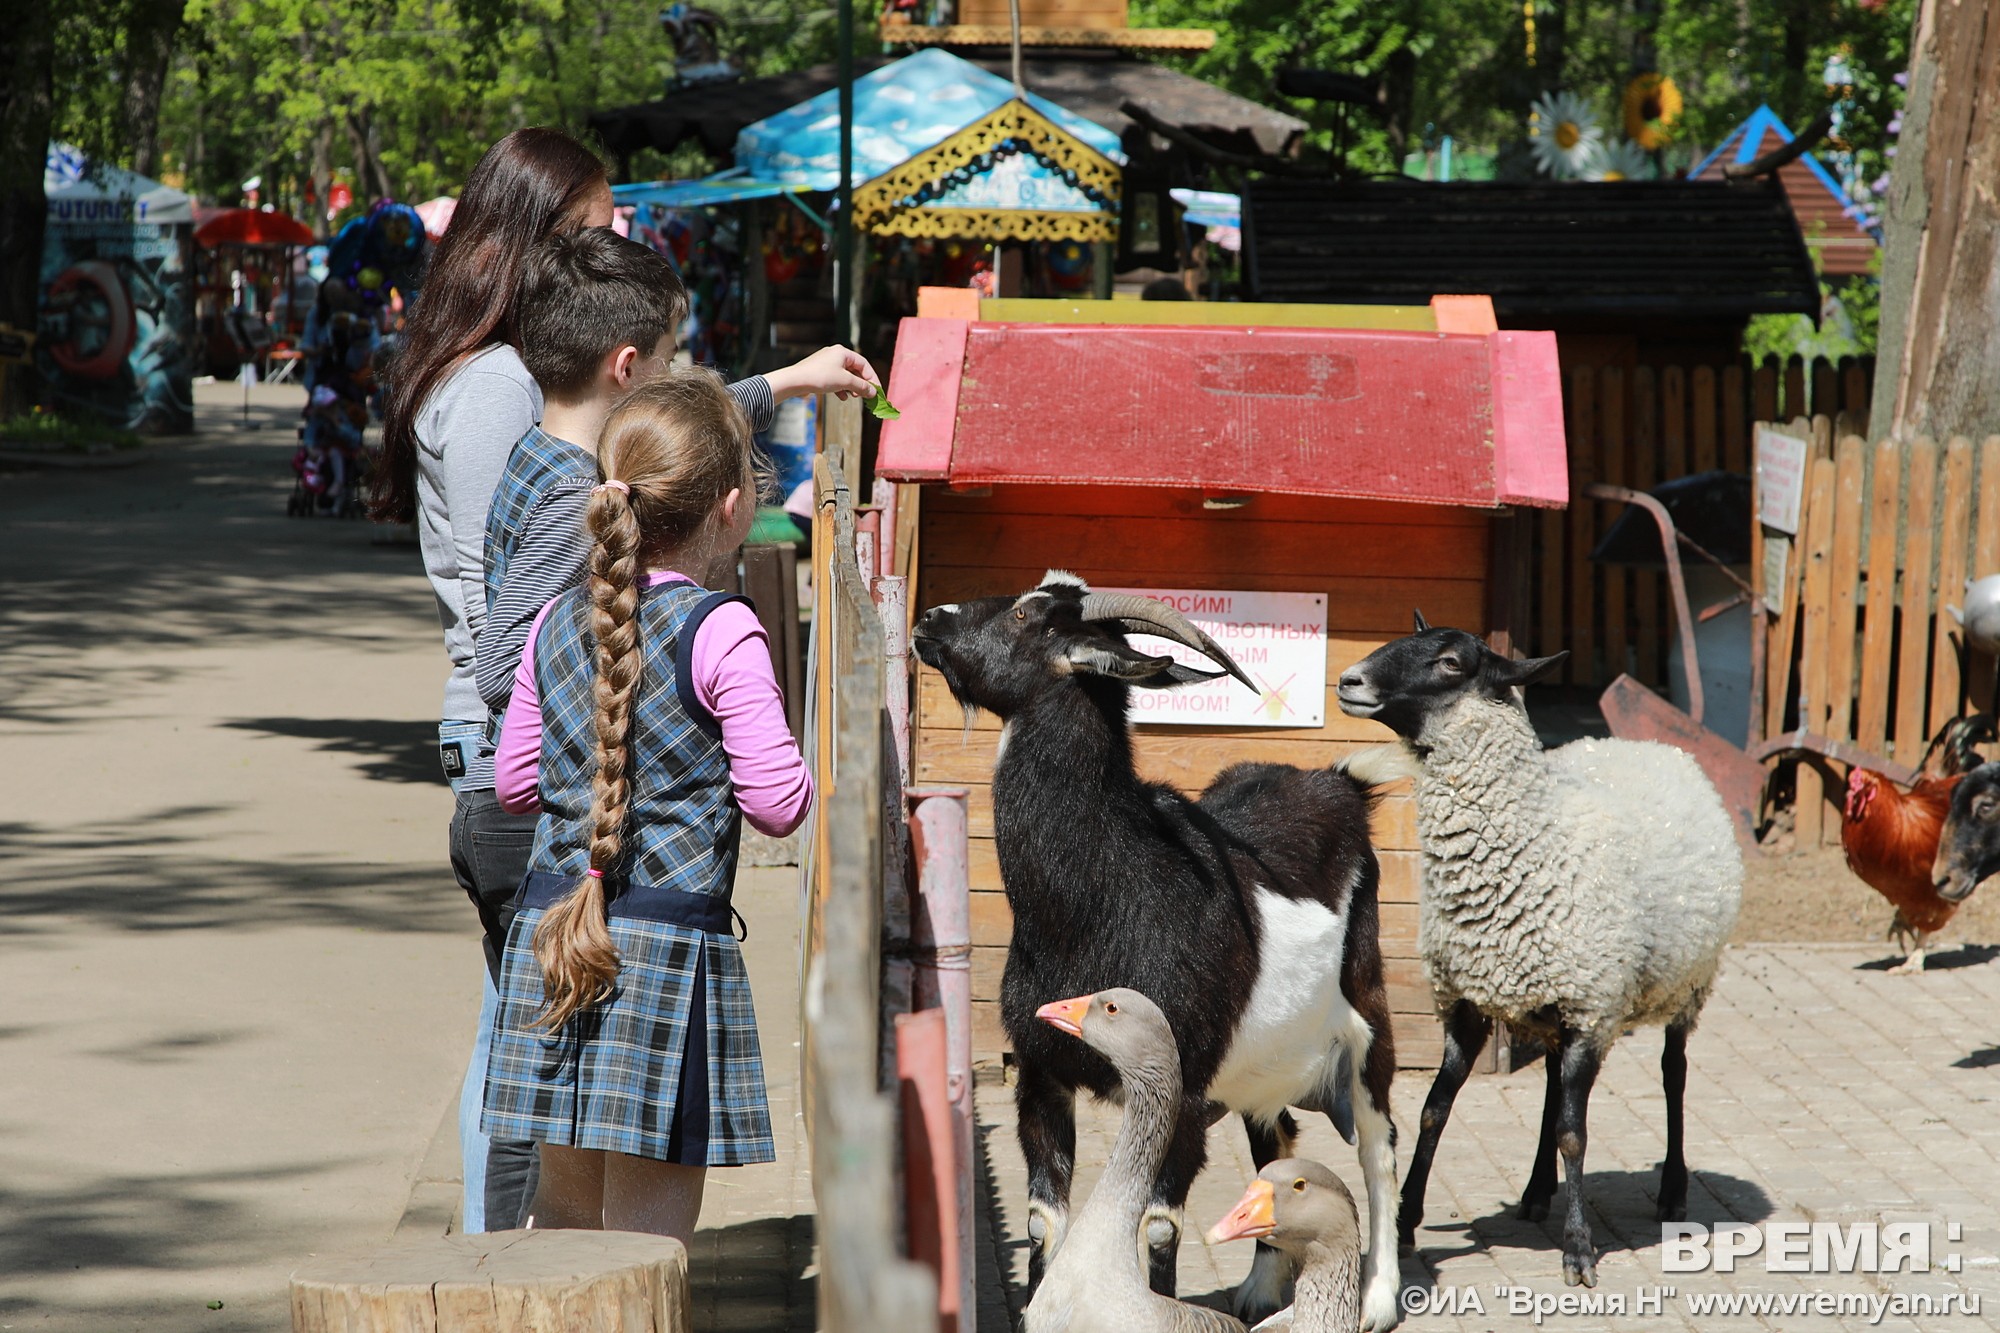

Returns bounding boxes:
[447,781,540,1229]
[460,974,501,1233]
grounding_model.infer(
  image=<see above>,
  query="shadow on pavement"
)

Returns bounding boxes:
[0,808,464,935]
[689,1213,815,1333]
[1855,943,2000,972]
[1447,1168,1774,1266]
[0,431,432,724]
[223,717,440,784]
[0,1158,350,1283]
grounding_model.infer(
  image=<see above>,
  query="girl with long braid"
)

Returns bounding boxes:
[480,370,811,1238]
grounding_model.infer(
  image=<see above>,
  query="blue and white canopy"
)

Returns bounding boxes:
[45,142,194,227]
[734,48,1124,192]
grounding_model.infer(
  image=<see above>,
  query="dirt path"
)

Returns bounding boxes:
[1740,845,2000,952]
[0,384,475,1331]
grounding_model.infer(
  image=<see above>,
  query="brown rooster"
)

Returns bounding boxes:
[1842,715,1996,972]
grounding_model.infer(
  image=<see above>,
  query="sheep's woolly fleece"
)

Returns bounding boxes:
[1406,696,1742,1043]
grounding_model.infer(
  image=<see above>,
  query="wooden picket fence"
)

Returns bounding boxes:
[1523,354,1875,686]
[1758,425,2000,846]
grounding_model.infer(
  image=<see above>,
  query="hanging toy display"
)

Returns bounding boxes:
[324,200,430,309]
[631,203,746,367]
[1043,239,1092,292]
[761,206,819,287]
[933,238,986,289]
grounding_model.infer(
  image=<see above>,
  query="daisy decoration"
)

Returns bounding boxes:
[1529,90,1604,179]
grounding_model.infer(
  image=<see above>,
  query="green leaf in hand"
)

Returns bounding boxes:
[869,391,902,421]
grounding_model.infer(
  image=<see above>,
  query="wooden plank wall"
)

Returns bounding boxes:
[1767,428,2000,844]
[910,484,1493,1069]
[1526,354,1874,685]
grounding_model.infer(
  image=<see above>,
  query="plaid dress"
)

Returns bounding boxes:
[481,579,775,1166]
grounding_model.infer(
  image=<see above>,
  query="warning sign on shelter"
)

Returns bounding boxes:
[1102,587,1328,729]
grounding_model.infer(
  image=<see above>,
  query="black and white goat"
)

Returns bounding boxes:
[912,573,1403,1332]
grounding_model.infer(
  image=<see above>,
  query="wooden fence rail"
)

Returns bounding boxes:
[1756,424,2000,845]
[802,403,938,1331]
[1524,354,1874,688]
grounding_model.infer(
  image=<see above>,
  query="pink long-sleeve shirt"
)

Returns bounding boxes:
[495,571,814,838]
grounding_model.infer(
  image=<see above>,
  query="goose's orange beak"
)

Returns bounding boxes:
[1208,1179,1276,1244]
[1036,994,1092,1038]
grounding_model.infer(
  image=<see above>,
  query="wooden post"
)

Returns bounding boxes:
[1822,438,1868,843]
[1796,458,1838,848]
[909,786,974,1333]
[896,1008,962,1333]
[1722,363,1748,475]
[1856,440,1901,758]
[1752,355,1779,425]
[1566,367,1596,683]
[1691,365,1718,474]
[1929,438,1975,731]
[1661,365,1688,477]
[1599,367,1628,680]
[1631,367,1660,683]
[1896,438,1939,765]
[291,1231,691,1333]
[1812,358,1839,422]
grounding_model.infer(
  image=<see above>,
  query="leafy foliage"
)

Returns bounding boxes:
[1131,0,1914,185]
[51,0,1915,221]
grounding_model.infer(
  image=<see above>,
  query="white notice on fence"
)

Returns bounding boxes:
[1755,424,1808,535]
[1100,587,1327,729]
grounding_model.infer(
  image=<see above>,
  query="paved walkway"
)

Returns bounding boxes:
[0,384,814,1331]
[977,942,2000,1331]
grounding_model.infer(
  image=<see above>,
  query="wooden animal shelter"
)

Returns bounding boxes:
[874,290,1569,1067]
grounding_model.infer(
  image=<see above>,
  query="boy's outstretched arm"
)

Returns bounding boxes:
[762,345,881,404]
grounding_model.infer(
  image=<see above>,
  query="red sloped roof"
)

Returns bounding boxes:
[876,317,1568,510]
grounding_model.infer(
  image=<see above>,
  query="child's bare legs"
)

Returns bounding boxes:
[524,1146,705,1242]
[605,1155,707,1243]
[526,1144,606,1229]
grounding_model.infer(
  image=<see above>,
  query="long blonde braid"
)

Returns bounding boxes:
[531,369,754,1028]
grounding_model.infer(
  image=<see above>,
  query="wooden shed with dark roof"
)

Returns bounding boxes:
[1244,177,1821,328]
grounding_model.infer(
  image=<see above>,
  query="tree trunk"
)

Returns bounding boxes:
[1780,0,1812,122]
[122,0,183,178]
[1538,0,1566,91]
[0,0,56,415]
[1870,0,2000,443]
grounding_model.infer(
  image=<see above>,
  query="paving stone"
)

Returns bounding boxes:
[971,945,2000,1329]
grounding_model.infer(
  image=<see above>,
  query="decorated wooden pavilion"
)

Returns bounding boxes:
[734,49,1125,245]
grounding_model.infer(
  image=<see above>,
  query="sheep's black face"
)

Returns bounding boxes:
[912,572,1240,719]
[1935,764,2000,902]
[1336,611,1566,740]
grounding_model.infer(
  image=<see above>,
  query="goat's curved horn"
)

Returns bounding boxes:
[1077,593,1257,694]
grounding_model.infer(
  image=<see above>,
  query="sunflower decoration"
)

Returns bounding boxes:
[1623,73,1683,151]
[1591,139,1656,181]
[1529,90,1605,179]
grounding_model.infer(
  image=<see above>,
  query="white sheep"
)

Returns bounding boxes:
[1336,613,1742,1289]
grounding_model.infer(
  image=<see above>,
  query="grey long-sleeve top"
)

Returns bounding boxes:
[416,343,775,790]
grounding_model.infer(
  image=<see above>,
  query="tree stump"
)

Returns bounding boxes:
[290,1229,690,1333]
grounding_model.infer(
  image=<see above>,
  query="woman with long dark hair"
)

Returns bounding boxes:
[376,126,874,1234]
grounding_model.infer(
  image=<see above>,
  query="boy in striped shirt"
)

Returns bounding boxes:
[476,228,877,790]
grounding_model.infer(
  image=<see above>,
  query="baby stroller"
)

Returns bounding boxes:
[289,384,372,517]
[288,295,377,518]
